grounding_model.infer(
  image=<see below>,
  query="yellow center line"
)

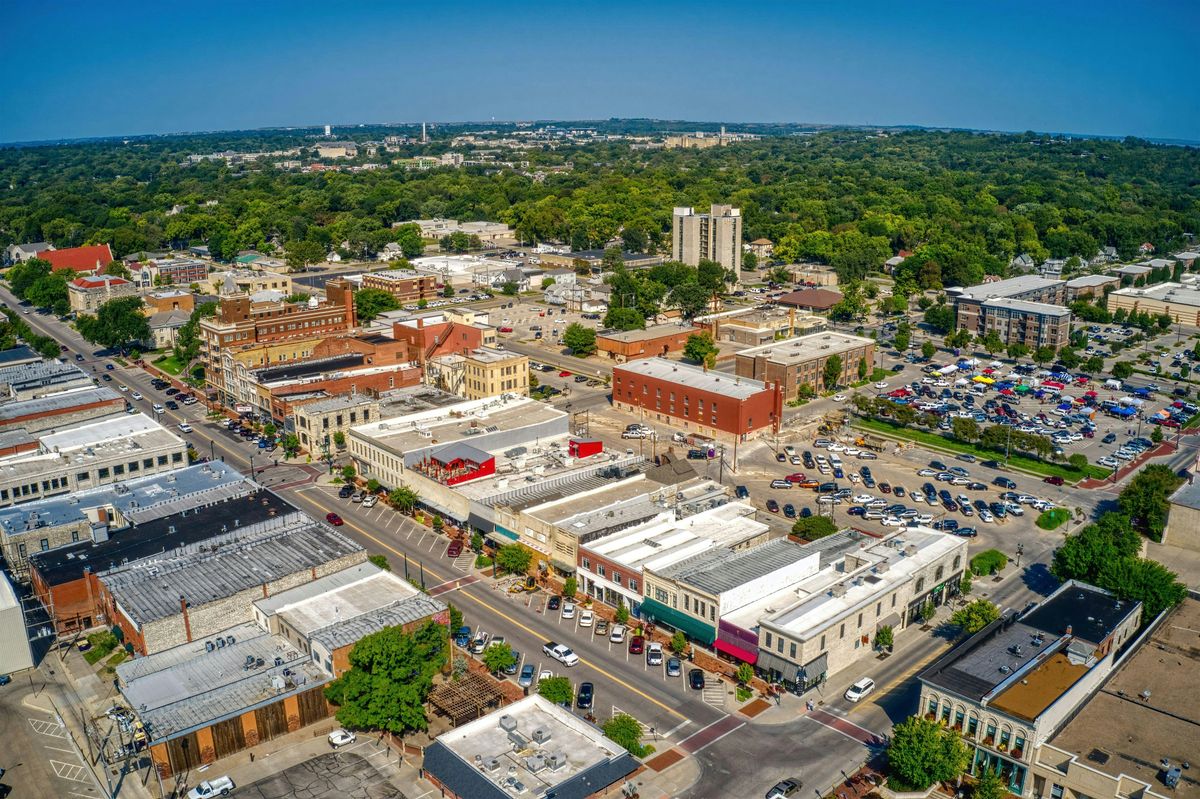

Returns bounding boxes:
[287,488,686,721]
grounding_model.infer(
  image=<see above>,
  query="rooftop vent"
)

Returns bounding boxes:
[531,726,552,744]
[498,714,517,732]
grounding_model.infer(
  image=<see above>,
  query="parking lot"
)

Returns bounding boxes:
[236,749,406,799]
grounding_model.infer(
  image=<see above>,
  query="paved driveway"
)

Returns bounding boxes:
[238,750,406,799]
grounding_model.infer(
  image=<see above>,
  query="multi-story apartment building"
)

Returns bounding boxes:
[205,268,294,296]
[672,204,743,274]
[951,276,1071,350]
[917,582,1142,797]
[200,280,356,409]
[359,271,440,303]
[597,324,696,363]
[735,332,875,399]
[425,347,529,399]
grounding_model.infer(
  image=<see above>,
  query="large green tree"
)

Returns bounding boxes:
[495,543,533,575]
[323,620,447,733]
[562,323,597,356]
[886,716,970,790]
[76,296,150,348]
[1117,464,1182,541]
[823,354,843,390]
[354,288,401,323]
[683,332,719,368]
[537,676,574,706]
[950,599,1001,635]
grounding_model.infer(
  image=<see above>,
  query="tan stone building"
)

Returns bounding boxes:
[291,394,380,455]
[917,582,1142,797]
[734,332,875,399]
[1107,281,1200,326]
[205,268,294,296]
[425,347,529,399]
[67,274,139,313]
[1163,478,1200,552]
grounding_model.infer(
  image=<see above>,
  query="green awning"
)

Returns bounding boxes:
[640,598,716,644]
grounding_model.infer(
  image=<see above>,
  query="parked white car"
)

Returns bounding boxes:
[187,776,235,799]
[361,494,378,508]
[609,624,626,643]
[328,728,357,748]
[561,602,576,620]
[578,610,594,627]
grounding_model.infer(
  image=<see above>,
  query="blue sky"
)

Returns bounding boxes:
[2,0,1196,143]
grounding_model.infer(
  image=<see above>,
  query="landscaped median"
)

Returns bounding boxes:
[852,418,1111,482]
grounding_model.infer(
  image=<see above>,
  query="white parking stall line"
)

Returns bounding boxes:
[43,745,77,754]
[50,760,89,782]
[29,718,68,738]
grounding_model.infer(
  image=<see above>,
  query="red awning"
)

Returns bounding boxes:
[713,639,758,664]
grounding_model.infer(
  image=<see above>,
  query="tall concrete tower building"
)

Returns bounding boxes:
[672,204,743,275]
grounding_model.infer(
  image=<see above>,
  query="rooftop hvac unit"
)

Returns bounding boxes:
[531,726,552,744]
[524,754,547,773]
[205,641,215,653]
[498,714,517,732]
[227,635,235,645]
[216,637,226,648]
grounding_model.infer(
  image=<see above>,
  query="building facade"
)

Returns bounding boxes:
[917,582,1142,797]
[67,274,140,313]
[359,271,440,302]
[612,358,782,449]
[734,332,875,399]
[952,276,1071,350]
[672,204,743,274]
[597,324,696,362]
[426,347,529,399]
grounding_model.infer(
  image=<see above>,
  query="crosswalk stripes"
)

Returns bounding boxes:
[453,552,474,572]
[702,683,725,708]
[610,705,652,735]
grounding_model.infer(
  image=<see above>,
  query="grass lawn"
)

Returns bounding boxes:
[153,354,185,375]
[1036,508,1071,530]
[853,418,1111,481]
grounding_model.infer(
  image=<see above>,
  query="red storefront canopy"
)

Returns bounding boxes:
[713,639,758,664]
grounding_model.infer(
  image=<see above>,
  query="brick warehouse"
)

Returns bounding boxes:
[734,331,875,401]
[95,511,365,655]
[612,358,783,456]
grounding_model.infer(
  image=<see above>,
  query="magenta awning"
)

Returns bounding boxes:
[713,639,758,664]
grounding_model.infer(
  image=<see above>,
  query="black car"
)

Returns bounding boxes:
[783,504,796,518]
[954,527,978,538]
[577,682,594,710]
[1102,432,1117,444]
[165,387,179,396]
[776,453,787,462]
[766,499,780,513]
[101,374,112,381]
[980,460,1001,469]
[930,460,947,471]
[574,375,588,383]
[338,485,354,499]
[688,669,706,690]
[735,485,750,499]
[165,400,178,410]
[547,596,562,611]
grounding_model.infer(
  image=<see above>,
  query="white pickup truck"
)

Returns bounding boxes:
[542,641,579,667]
[187,776,234,798]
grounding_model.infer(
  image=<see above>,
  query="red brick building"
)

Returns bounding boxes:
[360,271,439,302]
[597,323,696,362]
[612,358,782,449]
[390,315,489,365]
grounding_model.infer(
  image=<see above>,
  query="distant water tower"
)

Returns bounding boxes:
[324,124,332,137]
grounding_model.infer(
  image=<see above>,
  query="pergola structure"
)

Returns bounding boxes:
[428,672,508,727]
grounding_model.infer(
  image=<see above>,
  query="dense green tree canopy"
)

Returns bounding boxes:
[2,128,1195,281]
[76,296,151,348]
[323,620,447,734]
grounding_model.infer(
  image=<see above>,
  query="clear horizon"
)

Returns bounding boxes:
[1,0,1196,144]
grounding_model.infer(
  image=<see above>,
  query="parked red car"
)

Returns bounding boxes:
[325,512,344,526]
[1043,476,1064,486]
[786,473,807,483]
[446,539,464,558]
[628,635,645,655]
[558,370,572,377]
[499,326,513,333]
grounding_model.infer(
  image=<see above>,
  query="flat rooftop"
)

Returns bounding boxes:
[654,537,811,597]
[583,502,767,574]
[29,482,288,587]
[1065,274,1118,288]
[422,694,639,799]
[35,412,179,454]
[755,528,963,640]
[737,331,874,366]
[981,297,1071,317]
[598,323,692,343]
[1111,282,1200,308]
[454,443,643,508]
[1,461,252,538]
[99,512,364,623]
[956,275,1063,300]
[291,393,376,415]
[1169,478,1200,511]
[117,622,329,744]
[0,360,89,391]
[615,358,768,400]
[351,395,567,458]
[920,582,1139,709]
[1046,598,1200,799]
[0,385,121,423]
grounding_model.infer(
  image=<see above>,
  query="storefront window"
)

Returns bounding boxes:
[927,698,938,717]
[967,715,978,736]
